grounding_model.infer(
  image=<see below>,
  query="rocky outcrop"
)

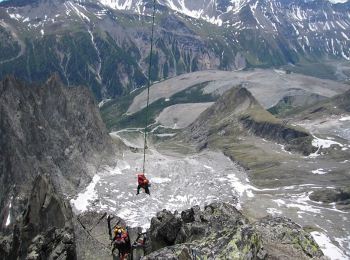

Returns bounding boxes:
[144,203,324,260]
[184,87,315,155]
[0,75,114,231]
[254,216,324,260]
[240,116,314,155]
[0,175,76,260]
[144,203,261,259]
[309,188,350,211]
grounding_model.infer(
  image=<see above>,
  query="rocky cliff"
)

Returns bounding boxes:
[0,175,76,260]
[0,75,114,232]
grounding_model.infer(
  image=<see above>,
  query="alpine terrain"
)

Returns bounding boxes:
[0,0,349,100]
[1,0,350,260]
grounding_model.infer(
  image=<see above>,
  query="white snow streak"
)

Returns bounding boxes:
[70,175,101,212]
[312,168,327,175]
[311,232,347,260]
[312,136,343,149]
[339,116,350,121]
[5,201,12,227]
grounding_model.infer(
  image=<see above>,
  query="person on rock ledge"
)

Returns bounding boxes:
[136,172,150,195]
[111,225,131,259]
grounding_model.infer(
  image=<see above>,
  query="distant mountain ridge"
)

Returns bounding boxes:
[95,0,350,26]
[0,0,349,99]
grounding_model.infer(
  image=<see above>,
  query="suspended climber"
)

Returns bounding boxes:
[136,172,150,195]
[134,0,156,197]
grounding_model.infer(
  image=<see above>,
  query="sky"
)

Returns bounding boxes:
[0,0,348,3]
[329,0,348,3]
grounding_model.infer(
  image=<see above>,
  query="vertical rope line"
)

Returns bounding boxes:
[143,0,157,174]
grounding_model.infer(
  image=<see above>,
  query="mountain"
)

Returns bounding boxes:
[0,75,113,232]
[183,86,315,155]
[0,0,349,100]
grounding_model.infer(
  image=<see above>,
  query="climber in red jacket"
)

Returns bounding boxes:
[137,173,150,195]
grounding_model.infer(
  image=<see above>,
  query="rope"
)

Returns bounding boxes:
[76,217,111,252]
[88,212,107,232]
[142,0,157,174]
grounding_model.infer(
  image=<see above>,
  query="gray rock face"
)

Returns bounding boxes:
[73,212,118,260]
[145,203,261,259]
[309,188,350,210]
[239,116,314,155]
[254,216,325,260]
[0,75,113,231]
[143,202,324,260]
[0,175,77,260]
[149,209,184,251]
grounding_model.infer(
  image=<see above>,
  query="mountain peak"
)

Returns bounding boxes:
[198,86,265,121]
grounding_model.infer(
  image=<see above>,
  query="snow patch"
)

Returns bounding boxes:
[226,173,255,198]
[100,165,125,175]
[312,168,327,175]
[8,13,23,21]
[151,177,171,184]
[203,165,214,171]
[312,136,343,149]
[282,193,321,214]
[5,200,12,227]
[311,232,347,260]
[98,99,111,108]
[70,175,101,212]
[88,29,102,83]
[273,199,286,207]
[66,1,90,22]
[341,32,350,41]
[339,116,350,122]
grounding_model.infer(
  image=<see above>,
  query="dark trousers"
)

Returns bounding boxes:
[112,240,131,258]
[137,184,150,195]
